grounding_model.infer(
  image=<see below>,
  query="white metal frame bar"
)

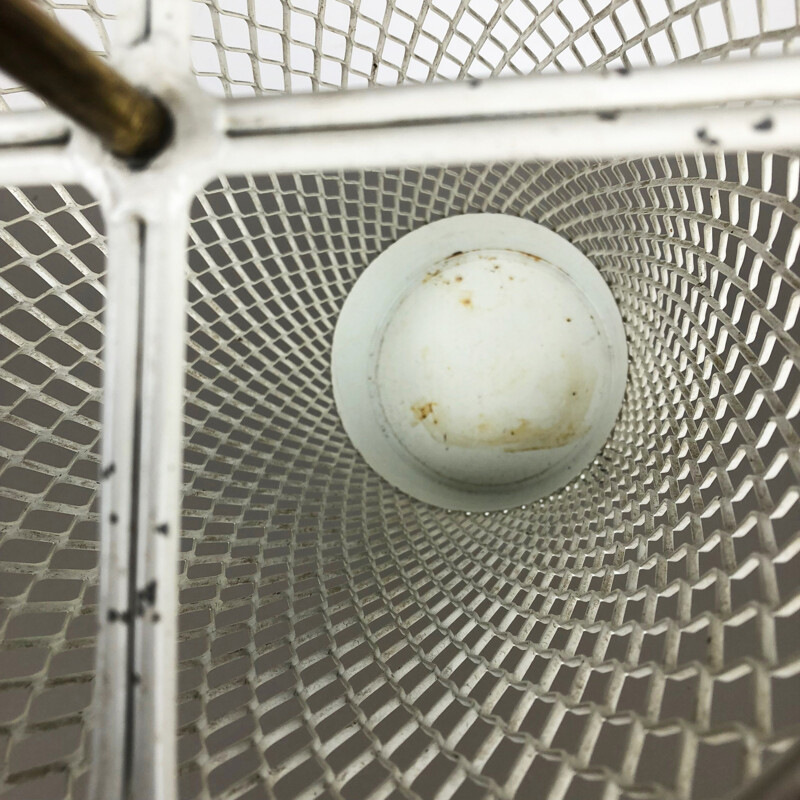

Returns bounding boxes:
[0,108,68,146]
[225,55,800,135]
[129,199,187,800]
[88,213,143,800]
[0,3,799,799]
[216,103,800,176]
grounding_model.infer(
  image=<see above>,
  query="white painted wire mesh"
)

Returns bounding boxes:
[1,2,800,800]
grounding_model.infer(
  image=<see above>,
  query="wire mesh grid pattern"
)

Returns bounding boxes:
[1,1,800,799]
[0,183,104,800]
[189,0,800,96]
[177,156,800,800]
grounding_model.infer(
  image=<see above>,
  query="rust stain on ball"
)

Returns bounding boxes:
[412,361,596,452]
[411,401,437,422]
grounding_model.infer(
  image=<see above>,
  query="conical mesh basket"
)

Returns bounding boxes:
[1,2,800,800]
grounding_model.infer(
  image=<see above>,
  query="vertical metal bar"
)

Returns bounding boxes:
[112,0,153,50]
[149,0,192,61]
[89,200,187,800]
[89,213,145,800]
[114,0,192,67]
[84,2,190,797]
[129,202,188,800]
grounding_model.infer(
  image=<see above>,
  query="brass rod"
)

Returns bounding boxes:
[0,0,171,161]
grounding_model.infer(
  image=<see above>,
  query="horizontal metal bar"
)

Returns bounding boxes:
[3,56,800,187]
[0,109,69,147]
[0,143,81,184]
[216,103,800,178]
[224,56,800,137]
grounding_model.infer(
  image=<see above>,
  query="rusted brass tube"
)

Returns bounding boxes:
[0,0,171,161]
